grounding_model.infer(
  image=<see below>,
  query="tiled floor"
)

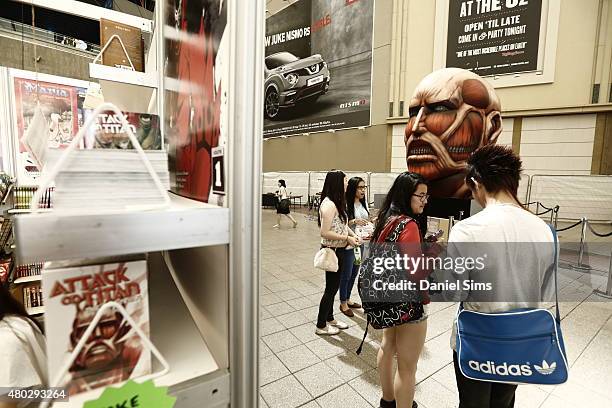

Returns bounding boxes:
[259,209,612,408]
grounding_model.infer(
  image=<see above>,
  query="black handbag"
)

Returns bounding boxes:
[357,217,424,354]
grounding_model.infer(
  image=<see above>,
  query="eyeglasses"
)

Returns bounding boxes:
[357,186,368,190]
[412,193,430,201]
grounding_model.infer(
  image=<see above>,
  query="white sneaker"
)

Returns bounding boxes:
[329,320,349,329]
[272,224,280,229]
[315,325,340,335]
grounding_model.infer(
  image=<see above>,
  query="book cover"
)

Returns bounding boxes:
[83,111,161,150]
[100,19,144,72]
[13,77,79,184]
[42,258,150,395]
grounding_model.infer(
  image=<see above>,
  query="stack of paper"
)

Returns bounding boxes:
[45,148,169,211]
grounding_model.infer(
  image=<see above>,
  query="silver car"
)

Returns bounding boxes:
[264,52,331,119]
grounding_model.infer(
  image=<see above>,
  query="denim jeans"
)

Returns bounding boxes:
[339,245,362,303]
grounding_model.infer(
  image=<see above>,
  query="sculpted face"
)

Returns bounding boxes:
[405,68,502,198]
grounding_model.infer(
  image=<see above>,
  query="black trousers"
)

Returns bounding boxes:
[316,247,346,328]
[453,352,517,408]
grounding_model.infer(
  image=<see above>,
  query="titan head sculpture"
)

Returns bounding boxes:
[405,68,502,198]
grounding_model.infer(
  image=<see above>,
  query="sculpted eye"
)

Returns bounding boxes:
[432,105,450,112]
[428,101,456,113]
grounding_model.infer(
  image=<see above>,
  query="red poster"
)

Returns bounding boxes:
[165,0,228,203]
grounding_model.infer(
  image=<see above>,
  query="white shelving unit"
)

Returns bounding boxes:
[13,275,41,284]
[25,305,44,315]
[88,64,158,88]
[14,193,229,264]
[8,0,263,407]
[8,209,51,214]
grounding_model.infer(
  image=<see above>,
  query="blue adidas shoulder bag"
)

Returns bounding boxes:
[456,224,569,385]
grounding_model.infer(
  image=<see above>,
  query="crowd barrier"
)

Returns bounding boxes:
[263,171,530,210]
[262,172,612,298]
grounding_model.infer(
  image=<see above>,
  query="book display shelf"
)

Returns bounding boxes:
[5,1,263,407]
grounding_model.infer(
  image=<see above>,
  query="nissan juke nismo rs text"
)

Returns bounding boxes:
[264,52,331,119]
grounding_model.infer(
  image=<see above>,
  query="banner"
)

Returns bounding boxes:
[445,0,542,76]
[13,77,79,183]
[164,0,229,203]
[264,0,374,137]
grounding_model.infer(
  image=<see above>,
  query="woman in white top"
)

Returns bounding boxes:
[448,145,554,408]
[316,170,361,335]
[339,177,370,317]
[0,284,48,408]
[273,179,298,229]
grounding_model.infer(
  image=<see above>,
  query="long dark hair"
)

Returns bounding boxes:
[465,145,524,207]
[278,179,286,188]
[371,172,427,242]
[0,283,42,331]
[346,177,369,220]
[319,170,347,226]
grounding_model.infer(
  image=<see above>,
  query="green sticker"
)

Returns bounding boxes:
[84,379,176,408]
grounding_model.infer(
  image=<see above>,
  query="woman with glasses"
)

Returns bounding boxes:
[339,177,370,317]
[370,172,431,408]
[316,170,361,335]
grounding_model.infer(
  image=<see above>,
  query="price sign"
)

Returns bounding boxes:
[83,380,175,408]
[212,146,225,195]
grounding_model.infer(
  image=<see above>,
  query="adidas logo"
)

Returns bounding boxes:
[534,360,557,375]
[468,359,558,377]
[468,360,532,376]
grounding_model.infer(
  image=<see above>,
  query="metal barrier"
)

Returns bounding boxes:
[594,251,612,299]
[528,175,612,222]
[525,201,560,228]
[555,217,612,272]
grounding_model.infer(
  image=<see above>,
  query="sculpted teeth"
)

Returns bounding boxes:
[410,146,473,155]
[448,146,473,153]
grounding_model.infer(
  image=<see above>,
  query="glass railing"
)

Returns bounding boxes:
[0,17,100,55]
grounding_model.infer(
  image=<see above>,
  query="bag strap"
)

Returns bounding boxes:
[549,223,561,323]
[356,317,369,355]
[384,217,413,243]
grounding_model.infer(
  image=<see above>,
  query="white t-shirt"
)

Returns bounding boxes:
[278,186,288,200]
[447,203,555,349]
[0,315,48,392]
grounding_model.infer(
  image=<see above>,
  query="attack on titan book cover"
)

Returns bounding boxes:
[42,257,150,395]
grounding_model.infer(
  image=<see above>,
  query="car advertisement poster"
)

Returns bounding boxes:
[264,0,374,137]
[445,0,542,76]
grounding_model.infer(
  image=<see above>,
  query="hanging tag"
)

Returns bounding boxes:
[21,104,50,171]
[212,146,225,195]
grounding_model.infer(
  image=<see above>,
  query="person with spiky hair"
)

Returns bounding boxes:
[448,145,555,408]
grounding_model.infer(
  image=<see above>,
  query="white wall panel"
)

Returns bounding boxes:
[520,114,596,175]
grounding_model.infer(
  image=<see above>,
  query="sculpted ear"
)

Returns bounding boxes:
[484,111,502,145]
